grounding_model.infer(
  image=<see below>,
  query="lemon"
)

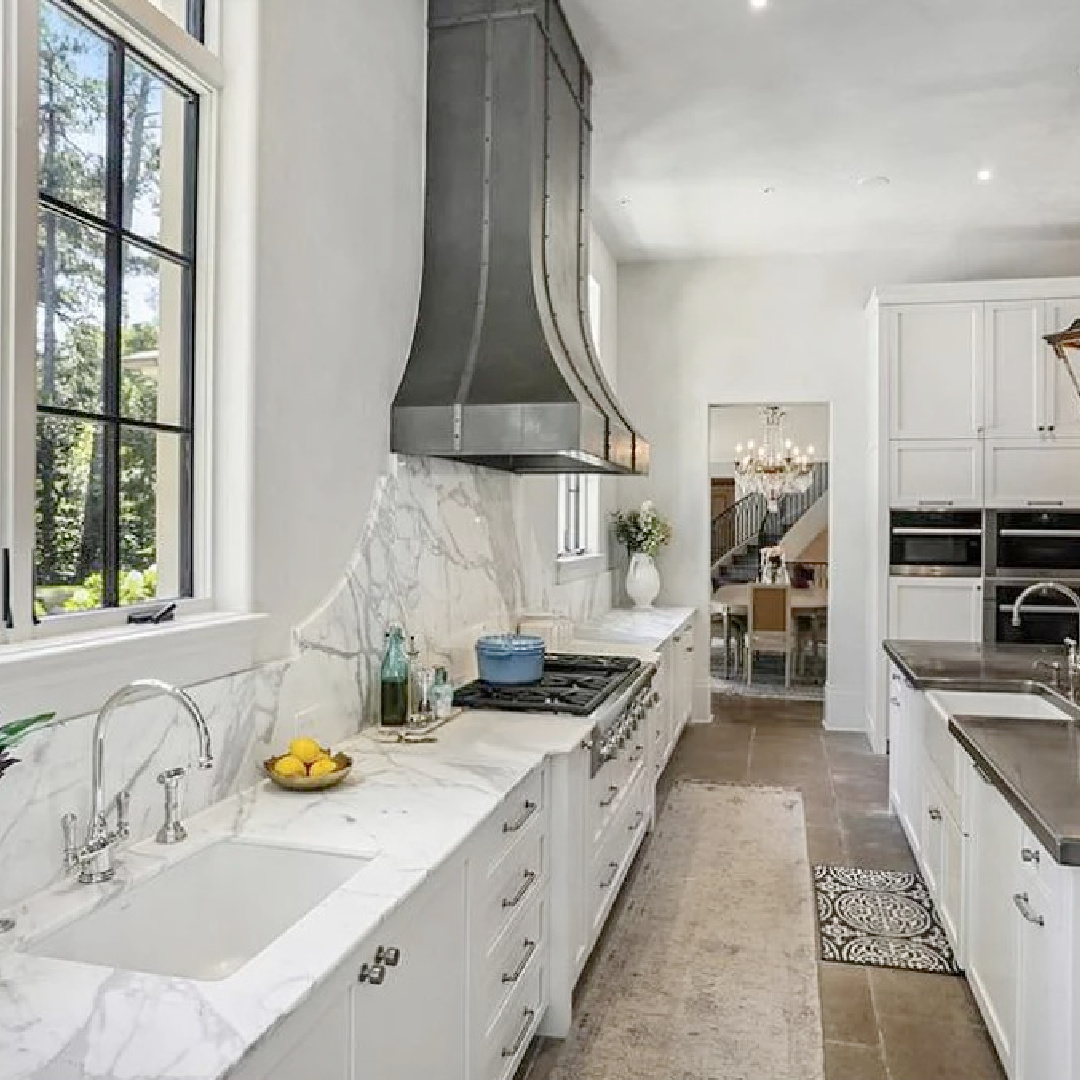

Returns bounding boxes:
[289,737,324,765]
[273,754,307,778]
[308,757,339,779]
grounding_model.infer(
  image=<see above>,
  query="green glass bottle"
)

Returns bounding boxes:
[380,625,410,727]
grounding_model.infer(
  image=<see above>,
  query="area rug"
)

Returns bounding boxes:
[540,782,824,1080]
[813,865,962,975]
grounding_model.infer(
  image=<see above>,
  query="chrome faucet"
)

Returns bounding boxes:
[1012,582,1080,700]
[62,680,213,883]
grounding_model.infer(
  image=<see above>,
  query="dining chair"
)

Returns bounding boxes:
[746,584,795,687]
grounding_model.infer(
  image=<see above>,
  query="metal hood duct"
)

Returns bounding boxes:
[391,0,649,475]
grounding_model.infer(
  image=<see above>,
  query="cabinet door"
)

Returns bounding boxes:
[917,762,944,897]
[238,993,351,1080]
[887,304,983,438]
[985,438,1080,509]
[964,763,1023,1076]
[1044,298,1080,437]
[1015,866,1071,1080]
[888,578,983,643]
[889,440,983,508]
[887,668,922,856]
[984,301,1044,437]
[352,863,467,1080]
[938,803,964,958]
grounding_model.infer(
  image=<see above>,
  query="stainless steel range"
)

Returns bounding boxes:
[453,653,657,776]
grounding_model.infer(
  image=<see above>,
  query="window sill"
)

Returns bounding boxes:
[0,612,267,724]
[556,552,608,585]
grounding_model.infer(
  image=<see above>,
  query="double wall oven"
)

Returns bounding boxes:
[985,510,1080,644]
[889,510,983,577]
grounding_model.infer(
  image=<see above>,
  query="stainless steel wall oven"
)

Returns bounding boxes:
[889,510,983,577]
[987,511,1080,578]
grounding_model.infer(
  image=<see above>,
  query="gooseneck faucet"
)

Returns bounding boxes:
[63,680,213,884]
[1012,582,1080,700]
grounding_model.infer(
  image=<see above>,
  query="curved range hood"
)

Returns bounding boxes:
[391,0,649,476]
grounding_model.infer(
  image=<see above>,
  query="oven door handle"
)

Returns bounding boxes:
[999,529,1080,539]
[891,527,982,536]
[1000,604,1080,615]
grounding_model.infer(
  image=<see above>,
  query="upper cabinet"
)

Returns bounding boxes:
[984,301,1044,438]
[1045,298,1080,437]
[888,303,984,439]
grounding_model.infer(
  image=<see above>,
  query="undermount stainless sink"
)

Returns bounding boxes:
[30,840,369,980]
[927,688,1075,723]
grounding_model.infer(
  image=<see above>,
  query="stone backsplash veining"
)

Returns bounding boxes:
[0,457,612,911]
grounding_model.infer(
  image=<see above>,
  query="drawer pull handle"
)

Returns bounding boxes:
[628,809,644,832]
[502,800,538,834]
[599,785,618,807]
[502,938,537,983]
[502,870,537,909]
[928,807,942,821]
[1021,847,1041,865]
[1013,892,1045,927]
[501,1007,536,1058]
[600,860,619,889]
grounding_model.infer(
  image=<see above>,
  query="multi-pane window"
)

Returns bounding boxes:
[34,0,198,615]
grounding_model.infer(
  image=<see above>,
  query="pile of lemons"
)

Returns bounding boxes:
[273,737,340,779]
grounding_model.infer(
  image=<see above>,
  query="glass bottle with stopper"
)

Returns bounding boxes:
[379,626,410,728]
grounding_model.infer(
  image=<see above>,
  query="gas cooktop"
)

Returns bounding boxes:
[453,653,642,716]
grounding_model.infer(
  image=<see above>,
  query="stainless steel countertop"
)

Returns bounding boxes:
[884,640,1080,866]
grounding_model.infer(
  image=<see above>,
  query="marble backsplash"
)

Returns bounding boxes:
[0,456,612,912]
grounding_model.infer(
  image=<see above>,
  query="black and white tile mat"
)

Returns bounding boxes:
[813,864,962,975]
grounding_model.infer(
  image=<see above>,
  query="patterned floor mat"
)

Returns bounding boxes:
[813,864,962,975]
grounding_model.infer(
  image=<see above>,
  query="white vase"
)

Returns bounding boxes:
[626,552,661,609]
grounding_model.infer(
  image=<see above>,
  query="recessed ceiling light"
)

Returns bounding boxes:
[762,186,776,195]
[977,168,993,183]
[856,175,891,188]
[749,0,768,10]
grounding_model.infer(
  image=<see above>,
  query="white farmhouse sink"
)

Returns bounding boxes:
[928,689,1073,724]
[30,840,368,980]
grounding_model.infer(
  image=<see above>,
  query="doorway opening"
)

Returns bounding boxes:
[708,404,830,701]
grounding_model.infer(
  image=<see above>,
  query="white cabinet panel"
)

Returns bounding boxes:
[984,301,1044,438]
[985,439,1080,509]
[1045,298,1080,437]
[888,304,983,438]
[889,440,983,508]
[888,578,983,643]
[243,994,351,1080]
[964,763,1023,1076]
[352,862,467,1080]
[887,665,922,857]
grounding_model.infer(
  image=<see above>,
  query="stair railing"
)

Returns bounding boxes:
[711,492,767,567]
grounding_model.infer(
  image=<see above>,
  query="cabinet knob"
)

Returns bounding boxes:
[357,962,387,985]
[928,806,942,821]
[1021,847,1040,865]
[374,945,401,966]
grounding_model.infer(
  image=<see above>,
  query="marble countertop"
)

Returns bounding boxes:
[574,606,695,650]
[0,710,594,1080]
[883,639,1066,690]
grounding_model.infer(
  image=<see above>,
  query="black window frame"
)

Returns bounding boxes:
[36,0,199,612]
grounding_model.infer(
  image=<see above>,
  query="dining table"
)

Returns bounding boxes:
[711,584,829,679]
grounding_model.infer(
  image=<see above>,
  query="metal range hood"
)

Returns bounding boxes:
[391,0,649,475]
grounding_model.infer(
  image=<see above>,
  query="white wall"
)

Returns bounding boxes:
[251,0,427,656]
[618,240,1080,730]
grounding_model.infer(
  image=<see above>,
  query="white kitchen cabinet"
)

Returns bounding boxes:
[1043,297,1080,437]
[672,626,694,738]
[888,440,983,508]
[242,993,351,1080]
[352,860,468,1080]
[984,301,1045,438]
[964,761,1024,1076]
[886,663,921,856]
[888,578,983,643]
[917,763,963,953]
[887,303,984,439]
[985,438,1080,508]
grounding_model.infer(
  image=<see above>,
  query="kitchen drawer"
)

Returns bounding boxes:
[477,824,545,954]
[473,765,546,882]
[480,958,545,1080]
[587,769,649,940]
[479,894,546,1037]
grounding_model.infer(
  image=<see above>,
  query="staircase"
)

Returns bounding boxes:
[711,462,829,586]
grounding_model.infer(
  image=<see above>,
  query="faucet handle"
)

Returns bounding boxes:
[114,790,131,839]
[62,812,80,873]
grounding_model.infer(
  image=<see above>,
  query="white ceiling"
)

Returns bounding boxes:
[562,0,1080,259]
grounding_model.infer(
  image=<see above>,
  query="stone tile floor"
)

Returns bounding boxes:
[519,696,1006,1080]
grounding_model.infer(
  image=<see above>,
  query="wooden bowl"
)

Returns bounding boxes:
[263,751,353,791]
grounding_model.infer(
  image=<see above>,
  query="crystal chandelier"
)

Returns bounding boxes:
[734,406,815,513]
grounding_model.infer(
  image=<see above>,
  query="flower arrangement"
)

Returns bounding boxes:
[611,500,672,558]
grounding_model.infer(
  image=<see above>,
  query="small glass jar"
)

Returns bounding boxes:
[431,667,455,719]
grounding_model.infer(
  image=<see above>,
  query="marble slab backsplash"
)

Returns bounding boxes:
[0,456,612,911]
